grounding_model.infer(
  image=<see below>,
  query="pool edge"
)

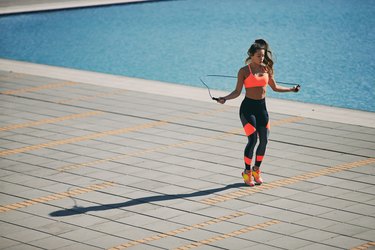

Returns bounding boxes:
[0,0,162,15]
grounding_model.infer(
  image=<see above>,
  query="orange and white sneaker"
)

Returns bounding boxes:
[242,170,255,187]
[252,167,263,184]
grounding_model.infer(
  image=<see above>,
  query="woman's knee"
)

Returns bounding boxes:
[247,134,257,145]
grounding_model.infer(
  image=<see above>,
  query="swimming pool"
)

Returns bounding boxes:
[1,0,374,112]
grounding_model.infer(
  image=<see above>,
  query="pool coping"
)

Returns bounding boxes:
[0,0,156,15]
[1,58,374,128]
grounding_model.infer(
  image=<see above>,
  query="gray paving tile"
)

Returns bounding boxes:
[320,209,363,223]
[146,235,193,249]
[269,210,311,223]
[219,198,259,211]
[56,242,102,250]
[347,216,375,229]
[321,235,367,249]
[2,244,43,250]
[211,237,255,250]
[323,222,369,236]
[239,229,283,245]
[352,229,375,241]
[168,199,209,212]
[263,198,305,211]
[240,192,280,204]
[56,213,108,228]
[267,235,313,249]
[265,222,307,237]
[38,221,78,236]
[358,185,375,195]
[29,236,79,250]
[4,229,50,244]
[58,228,107,243]
[0,237,21,249]
[86,233,129,250]
[314,197,358,211]
[344,204,375,216]
[292,228,338,242]
[295,243,342,250]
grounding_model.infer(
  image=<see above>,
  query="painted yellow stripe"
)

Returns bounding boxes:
[201,158,375,205]
[0,106,230,157]
[0,120,167,157]
[58,116,304,172]
[270,116,304,126]
[0,81,77,95]
[57,89,128,104]
[351,242,375,250]
[0,111,103,132]
[58,139,194,172]
[0,207,11,212]
[107,211,247,250]
[0,181,114,213]
[174,220,280,250]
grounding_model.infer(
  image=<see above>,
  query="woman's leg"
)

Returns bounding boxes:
[255,121,270,168]
[240,113,257,171]
[252,118,270,184]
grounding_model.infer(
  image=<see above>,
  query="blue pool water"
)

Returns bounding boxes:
[1,0,374,112]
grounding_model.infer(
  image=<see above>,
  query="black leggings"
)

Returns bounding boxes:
[239,97,270,170]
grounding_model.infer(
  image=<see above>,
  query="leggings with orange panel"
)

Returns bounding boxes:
[239,97,270,171]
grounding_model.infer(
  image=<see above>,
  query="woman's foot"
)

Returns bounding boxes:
[252,166,263,184]
[242,170,255,187]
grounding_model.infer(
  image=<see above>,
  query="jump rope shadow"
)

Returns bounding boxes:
[49,182,244,217]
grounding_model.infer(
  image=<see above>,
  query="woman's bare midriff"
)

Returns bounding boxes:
[245,86,266,100]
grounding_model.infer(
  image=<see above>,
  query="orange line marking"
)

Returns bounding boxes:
[0,111,103,132]
[0,182,114,213]
[107,212,247,250]
[201,158,375,205]
[0,81,77,95]
[351,242,375,250]
[174,220,280,250]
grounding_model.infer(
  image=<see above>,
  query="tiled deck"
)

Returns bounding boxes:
[0,59,374,249]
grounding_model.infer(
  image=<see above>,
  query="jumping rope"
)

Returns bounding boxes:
[200,74,301,101]
[199,76,220,101]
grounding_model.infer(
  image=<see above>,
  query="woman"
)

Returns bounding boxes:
[218,39,300,186]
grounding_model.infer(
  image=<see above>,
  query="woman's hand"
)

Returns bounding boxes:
[292,84,301,92]
[217,97,226,104]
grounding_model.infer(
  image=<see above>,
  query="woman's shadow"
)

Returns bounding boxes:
[49,182,244,217]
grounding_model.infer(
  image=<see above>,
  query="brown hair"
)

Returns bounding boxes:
[245,39,274,76]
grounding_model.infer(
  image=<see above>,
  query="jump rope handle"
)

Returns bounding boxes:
[294,84,301,92]
[212,97,219,101]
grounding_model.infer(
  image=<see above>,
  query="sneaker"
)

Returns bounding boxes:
[252,167,263,184]
[242,170,255,187]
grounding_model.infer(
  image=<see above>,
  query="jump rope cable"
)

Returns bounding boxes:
[200,74,301,101]
[199,76,219,101]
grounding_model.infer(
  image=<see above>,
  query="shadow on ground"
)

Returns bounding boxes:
[50,182,244,217]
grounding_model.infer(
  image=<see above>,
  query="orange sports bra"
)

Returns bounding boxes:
[244,64,269,88]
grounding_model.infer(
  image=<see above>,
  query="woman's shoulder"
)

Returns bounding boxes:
[238,65,249,78]
[239,65,250,73]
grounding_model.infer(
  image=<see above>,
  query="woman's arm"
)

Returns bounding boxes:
[268,76,300,92]
[218,69,244,104]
